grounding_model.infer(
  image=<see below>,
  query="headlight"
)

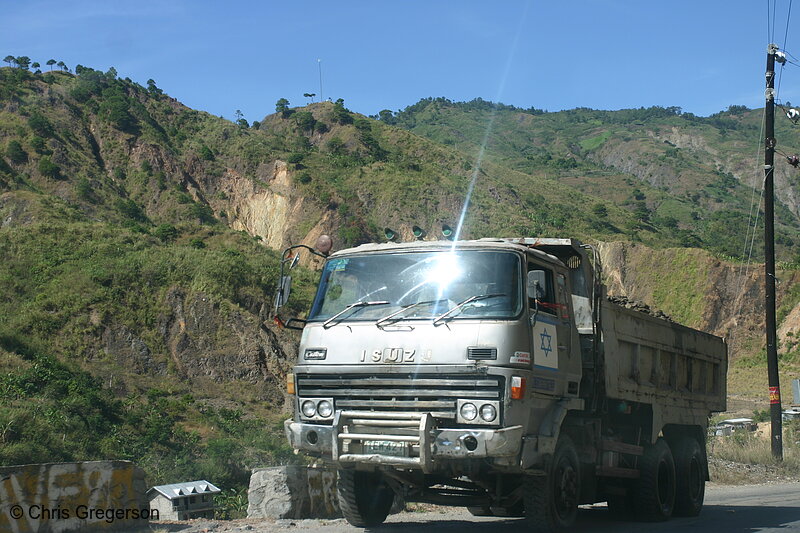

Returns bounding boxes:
[317,400,333,418]
[301,400,317,418]
[460,402,477,421]
[480,403,497,422]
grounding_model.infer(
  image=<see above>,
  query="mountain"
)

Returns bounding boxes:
[380,97,800,262]
[0,63,799,502]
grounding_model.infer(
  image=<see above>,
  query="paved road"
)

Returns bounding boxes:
[158,482,800,532]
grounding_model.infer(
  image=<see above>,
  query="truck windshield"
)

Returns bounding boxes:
[308,250,522,323]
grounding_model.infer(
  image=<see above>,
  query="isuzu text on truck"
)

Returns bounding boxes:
[276,236,727,532]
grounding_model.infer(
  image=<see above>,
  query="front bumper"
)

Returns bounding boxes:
[285,411,523,473]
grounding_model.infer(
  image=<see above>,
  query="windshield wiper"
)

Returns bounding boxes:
[374,298,449,329]
[432,293,506,327]
[323,300,390,329]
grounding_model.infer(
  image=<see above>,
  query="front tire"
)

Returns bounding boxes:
[337,469,394,527]
[634,438,676,521]
[673,436,705,516]
[524,435,581,532]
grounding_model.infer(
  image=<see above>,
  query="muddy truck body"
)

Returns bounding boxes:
[279,237,727,531]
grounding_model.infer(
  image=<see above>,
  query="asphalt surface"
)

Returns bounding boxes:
[152,481,800,533]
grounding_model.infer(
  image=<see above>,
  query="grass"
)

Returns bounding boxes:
[708,421,800,484]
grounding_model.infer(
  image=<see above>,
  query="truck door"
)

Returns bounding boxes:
[528,262,572,396]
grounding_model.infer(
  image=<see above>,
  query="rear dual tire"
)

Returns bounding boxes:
[673,436,705,517]
[634,438,676,521]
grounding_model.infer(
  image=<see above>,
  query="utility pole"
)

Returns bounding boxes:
[318,59,323,102]
[764,43,784,460]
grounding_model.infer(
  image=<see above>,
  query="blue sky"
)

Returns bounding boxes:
[1,1,795,123]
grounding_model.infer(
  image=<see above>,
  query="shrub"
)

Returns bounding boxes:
[75,177,92,201]
[199,145,214,161]
[154,223,178,242]
[6,140,26,164]
[30,136,47,154]
[38,156,60,179]
[114,199,147,222]
[187,203,215,224]
[27,112,53,137]
[287,153,304,164]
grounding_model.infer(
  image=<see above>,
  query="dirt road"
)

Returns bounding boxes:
[153,481,800,533]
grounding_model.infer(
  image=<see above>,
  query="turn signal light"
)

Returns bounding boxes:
[511,376,526,400]
[286,373,295,395]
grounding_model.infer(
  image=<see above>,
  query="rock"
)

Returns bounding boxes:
[607,295,673,322]
[247,466,404,520]
[246,465,343,519]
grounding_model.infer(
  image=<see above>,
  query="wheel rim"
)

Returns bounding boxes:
[553,456,578,520]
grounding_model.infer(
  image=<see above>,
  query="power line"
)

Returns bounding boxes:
[769,0,773,43]
[773,0,778,42]
[776,0,794,99]
[783,0,793,48]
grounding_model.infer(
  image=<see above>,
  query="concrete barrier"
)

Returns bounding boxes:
[0,460,149,533]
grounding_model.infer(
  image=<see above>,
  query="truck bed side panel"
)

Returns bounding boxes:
[601,301,727,415]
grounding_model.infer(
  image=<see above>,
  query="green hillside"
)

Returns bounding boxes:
[380,97,800,261]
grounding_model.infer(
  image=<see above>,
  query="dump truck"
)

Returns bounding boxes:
[277,237,727,531]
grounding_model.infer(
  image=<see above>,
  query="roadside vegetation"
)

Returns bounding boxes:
[709,420,800,484]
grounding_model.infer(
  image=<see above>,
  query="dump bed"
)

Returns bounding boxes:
[601,300,727,415]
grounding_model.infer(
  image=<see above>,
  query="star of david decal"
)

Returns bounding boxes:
[540,329,553,357]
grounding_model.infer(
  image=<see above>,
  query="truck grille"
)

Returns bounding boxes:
[296,373,504,420]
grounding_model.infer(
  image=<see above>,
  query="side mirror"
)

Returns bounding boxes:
[527,270,547,300]
[275,275,292,311]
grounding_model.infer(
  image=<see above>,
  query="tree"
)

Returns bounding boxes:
[46,59,56,71]
[294,111,316,132]
[3,55,15,67]
[378,109,395,124]
[146,79,162,96]
[57,61,66,72]
[100,94,136,132]
[31,62,40,70]
[16,56,31,70]
[303,92,316,102]
[326,136,346,156]
[105,66,117,80]
[275,98,290,117]
[331,98,352,124]
[234,109,249,128]
[632,202,651,223]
